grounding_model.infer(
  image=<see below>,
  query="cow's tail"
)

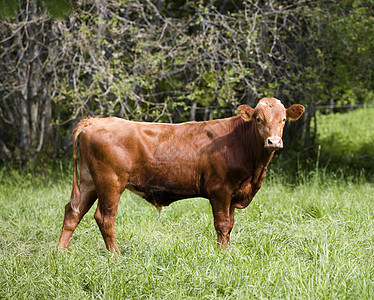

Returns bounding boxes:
[70,117,100,213]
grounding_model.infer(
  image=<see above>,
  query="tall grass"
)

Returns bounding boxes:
[314,107,374,176]
[1,168,373,299]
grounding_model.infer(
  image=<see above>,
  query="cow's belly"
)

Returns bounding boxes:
[127,184,202,209]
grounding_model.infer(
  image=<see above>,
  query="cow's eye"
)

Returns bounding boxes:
[256,117,261,123]
[282,118,286,122]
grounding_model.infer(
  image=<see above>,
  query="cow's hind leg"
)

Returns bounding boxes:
[59,184,97,251]
[94,190,122,254]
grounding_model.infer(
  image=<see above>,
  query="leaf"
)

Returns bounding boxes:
[43,0,72,19]
[0,0,18,18]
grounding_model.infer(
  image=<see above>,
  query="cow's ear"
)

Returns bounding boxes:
[286,104,305,121]
[238,105,255,121]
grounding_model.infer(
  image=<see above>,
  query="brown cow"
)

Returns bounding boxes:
[59,97,304,253]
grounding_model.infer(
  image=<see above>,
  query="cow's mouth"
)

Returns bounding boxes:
[265,146,283,151]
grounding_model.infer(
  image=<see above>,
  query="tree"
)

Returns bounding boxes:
[1,0,373,166]
[0,2,61,166]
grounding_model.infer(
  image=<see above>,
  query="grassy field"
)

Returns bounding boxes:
[1,172,373,299]
[1,108,374,299]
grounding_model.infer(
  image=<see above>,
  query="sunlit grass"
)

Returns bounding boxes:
[316,107,374,174]
[1,170,373,299]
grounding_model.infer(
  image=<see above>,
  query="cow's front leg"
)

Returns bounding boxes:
[210,198,235,249]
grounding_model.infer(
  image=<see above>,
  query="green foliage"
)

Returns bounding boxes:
[1,171,374,298]
[42,0,71,18]
[0,0,71,18]
[0,0,18,18]
[300,0,374,106]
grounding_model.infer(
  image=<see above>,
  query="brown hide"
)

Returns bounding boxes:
[59,98,305,253]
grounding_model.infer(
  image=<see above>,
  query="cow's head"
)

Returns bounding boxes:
[238,97,305,151]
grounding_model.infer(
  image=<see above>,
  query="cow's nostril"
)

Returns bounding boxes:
[265,137,283,150]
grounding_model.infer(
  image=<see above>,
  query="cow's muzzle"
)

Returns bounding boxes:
[265,136,283,151]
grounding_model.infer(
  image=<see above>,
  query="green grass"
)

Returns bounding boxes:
[1,170,373,299]
[316,107,374,175]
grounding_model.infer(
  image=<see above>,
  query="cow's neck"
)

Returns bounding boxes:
[249,144,274,188]
[233,117,276,181]
[230,117,275,209]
